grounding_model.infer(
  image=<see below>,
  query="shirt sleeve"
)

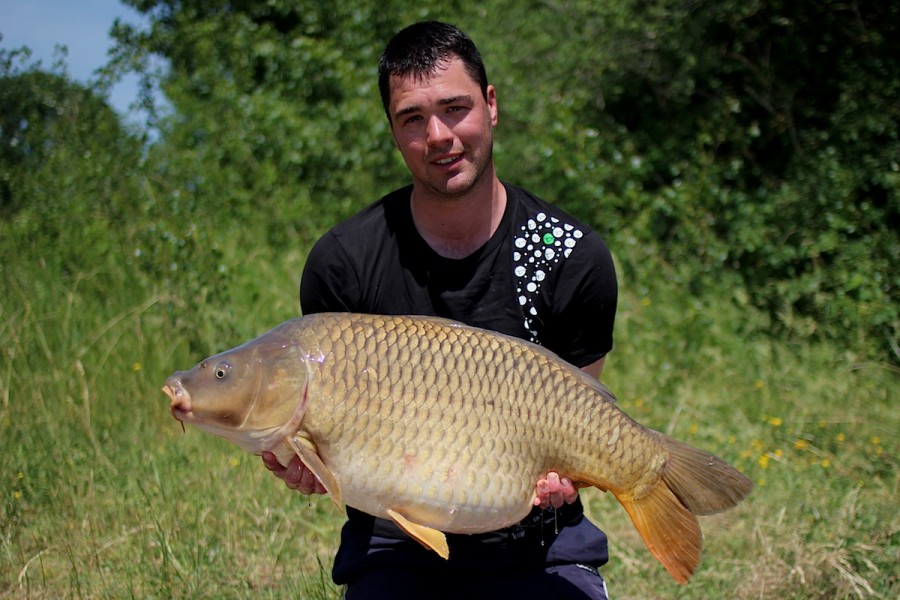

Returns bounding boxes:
[299,231,361,315]
[543,231,618,368]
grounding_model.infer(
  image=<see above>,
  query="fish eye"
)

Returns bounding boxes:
[213,361,232,380]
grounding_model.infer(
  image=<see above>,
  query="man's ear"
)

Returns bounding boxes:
[487,84,498,128]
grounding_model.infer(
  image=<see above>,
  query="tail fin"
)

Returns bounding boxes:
[660,436,753,515]
[615,480,703,584]
[611,435,753,584]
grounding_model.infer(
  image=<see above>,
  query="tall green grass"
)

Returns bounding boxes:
[1,208,896,599]
[594,287,898,598]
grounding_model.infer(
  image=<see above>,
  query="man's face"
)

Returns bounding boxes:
[387,56,498,199]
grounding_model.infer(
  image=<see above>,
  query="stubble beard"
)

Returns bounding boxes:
[424,137,494,201]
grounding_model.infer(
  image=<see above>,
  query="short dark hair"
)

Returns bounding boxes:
[378,21,489,123]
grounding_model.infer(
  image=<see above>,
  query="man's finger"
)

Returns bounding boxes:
[547,471,562,492]
[262,451,284,472]
[560,477,578,504]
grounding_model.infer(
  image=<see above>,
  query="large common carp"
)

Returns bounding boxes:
[163,312,751,584]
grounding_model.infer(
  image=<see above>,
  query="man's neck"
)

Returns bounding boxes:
[410,174,507,259]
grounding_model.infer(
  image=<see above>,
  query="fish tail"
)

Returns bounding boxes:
[659,436,753,516]
[609,435,753,584]
[613,476,702,584]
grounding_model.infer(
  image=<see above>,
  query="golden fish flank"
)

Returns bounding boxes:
[163,312,752,584]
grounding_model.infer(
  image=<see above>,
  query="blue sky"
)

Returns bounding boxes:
[1,0,150,121]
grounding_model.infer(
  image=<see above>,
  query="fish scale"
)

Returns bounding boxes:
[164,312,752,584]
[304,316,545,524]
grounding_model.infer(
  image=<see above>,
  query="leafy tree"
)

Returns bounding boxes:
[0,47,144,280]
[109,0,898,358]
[475,0,899,356]
[109,1,456,246]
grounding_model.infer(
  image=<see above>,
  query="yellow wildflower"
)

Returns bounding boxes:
[794,439,809,451]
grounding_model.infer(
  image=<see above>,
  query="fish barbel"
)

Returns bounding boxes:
[162,312,751,583]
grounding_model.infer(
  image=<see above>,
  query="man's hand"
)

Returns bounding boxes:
[261,452,327,495]
[534,472,578,510]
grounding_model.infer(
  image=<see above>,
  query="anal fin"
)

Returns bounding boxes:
[386,509,450,559]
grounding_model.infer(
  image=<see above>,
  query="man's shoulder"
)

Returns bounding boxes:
[327,185,411,240]
[504,183,604,259]
[505,183,594,232]
[301,186,413,313]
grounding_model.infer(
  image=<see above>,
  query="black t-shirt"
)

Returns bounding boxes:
[301,183,617,367]
[300,182,617,581]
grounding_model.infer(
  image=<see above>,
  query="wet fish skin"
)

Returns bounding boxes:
[163,312,752,584]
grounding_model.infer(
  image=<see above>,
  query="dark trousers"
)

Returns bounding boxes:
[342,563,609,600]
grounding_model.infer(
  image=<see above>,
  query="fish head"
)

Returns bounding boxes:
[162,328,310,454]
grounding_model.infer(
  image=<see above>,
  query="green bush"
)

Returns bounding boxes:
[6,1,896,360]
[480,0,899,358]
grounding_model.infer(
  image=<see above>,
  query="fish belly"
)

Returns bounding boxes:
[331,440,539,533]
[292,313,632,533]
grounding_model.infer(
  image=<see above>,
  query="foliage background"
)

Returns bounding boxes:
[1,1,897,598]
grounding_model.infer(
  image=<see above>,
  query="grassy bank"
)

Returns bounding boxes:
[1,213,896,599]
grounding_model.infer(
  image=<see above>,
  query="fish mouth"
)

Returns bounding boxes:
[162,382,192,422]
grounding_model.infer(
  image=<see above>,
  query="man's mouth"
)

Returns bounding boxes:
[433,154,463,166]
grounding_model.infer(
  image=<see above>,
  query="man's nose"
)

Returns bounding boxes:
[426,115,453,146]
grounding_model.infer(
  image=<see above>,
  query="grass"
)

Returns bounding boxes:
[593,290,898,598]
[1,214,896,599]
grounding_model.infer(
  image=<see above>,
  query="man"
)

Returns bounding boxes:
[262,21,617,599]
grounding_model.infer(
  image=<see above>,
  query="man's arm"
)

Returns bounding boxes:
[533,357,606,509]
[263,229,353,494]
[580,355,606,379]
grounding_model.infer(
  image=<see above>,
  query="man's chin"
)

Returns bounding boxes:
[433,169,487,198]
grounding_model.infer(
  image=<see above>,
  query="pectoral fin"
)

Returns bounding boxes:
[386,509,450,559]
[287,435,343,508]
